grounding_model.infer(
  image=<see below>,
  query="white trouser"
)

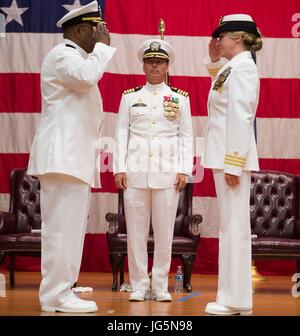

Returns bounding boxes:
[124,187,179,293]
[213,169,252,309]
[39,173,90,307]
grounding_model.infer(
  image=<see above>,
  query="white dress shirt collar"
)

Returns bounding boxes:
[145,81,167,92]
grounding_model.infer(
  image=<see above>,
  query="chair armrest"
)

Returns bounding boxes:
[191,214,203,235]
[0,211,17,235]
[105,212,126,234]
[183,214,203,239]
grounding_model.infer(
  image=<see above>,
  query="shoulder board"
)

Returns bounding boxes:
[65,44,76,49]
[171,87,189,97]
[123,86,143,95]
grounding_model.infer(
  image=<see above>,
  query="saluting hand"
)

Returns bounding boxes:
[209,38,221,63]
[93,22,110,46]
[114,173,127,189]
[174,173,188,191]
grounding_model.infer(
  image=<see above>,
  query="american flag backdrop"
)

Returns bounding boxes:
[0,0,300,274]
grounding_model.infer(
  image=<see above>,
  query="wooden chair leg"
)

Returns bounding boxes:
[119,255,125,286]
[109,253,123,291]
[181,254,196,292]
[9,254,15,288]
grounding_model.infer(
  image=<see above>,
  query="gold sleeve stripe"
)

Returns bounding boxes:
[225,154,246,162]
[224,158,245,166]
[224,158,246,165]
[224,160,244,168]
[208,67,222,77]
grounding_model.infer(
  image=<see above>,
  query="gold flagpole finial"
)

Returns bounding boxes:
[158,18,168,84]
[159,18,165,40]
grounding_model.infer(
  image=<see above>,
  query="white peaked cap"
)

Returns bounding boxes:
[137,39,175,65]
[57,1,102,29]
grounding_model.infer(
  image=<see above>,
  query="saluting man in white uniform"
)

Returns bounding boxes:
[114,39,193,302]
[27,1,116,313]
[202,14,263,315]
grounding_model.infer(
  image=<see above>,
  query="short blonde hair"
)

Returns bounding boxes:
[227,31,263,52]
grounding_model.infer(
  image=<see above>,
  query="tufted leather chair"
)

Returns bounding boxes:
[250,170,300,272]
[0,168,41,287]
[106,183,203,292]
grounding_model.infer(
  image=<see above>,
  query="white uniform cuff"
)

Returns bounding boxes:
[224,165,242,176]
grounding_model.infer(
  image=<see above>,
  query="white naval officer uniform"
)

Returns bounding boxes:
[28,36,116,307]
[114,81,193,293]
[202,51,260,309]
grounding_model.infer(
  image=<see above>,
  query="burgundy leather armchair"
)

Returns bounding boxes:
[250,170,300,273]
[0,168,41,287]
[106,183,203,292]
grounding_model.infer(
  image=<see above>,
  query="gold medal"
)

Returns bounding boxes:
[163,95,180,121]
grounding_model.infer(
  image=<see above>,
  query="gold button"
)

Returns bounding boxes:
[153,106,157,110]
[152,121,156,125]
[153,92,157,95]
[150,153,153,157]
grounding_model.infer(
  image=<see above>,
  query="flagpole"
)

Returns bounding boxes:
[158,18,169,84]
[159,18,165,40]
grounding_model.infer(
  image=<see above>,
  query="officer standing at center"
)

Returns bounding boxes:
[114,39,194,302]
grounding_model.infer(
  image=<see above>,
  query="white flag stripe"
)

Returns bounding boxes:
[1,33,300,78]
[1,112,300,159]
[193,196,220,238]
[86,192,118,234]
[0,112,118,153]
[257,118,300,158]
[0,192,220,238]
[0,33,62,73]
[256,38,300,79]
[0,113,40,153]
[0,193,9,213]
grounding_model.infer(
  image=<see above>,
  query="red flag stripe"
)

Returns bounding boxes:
[0,74,41,113]
[0,153,299,195]
[106,0,300,38]
[1,73,300,118]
